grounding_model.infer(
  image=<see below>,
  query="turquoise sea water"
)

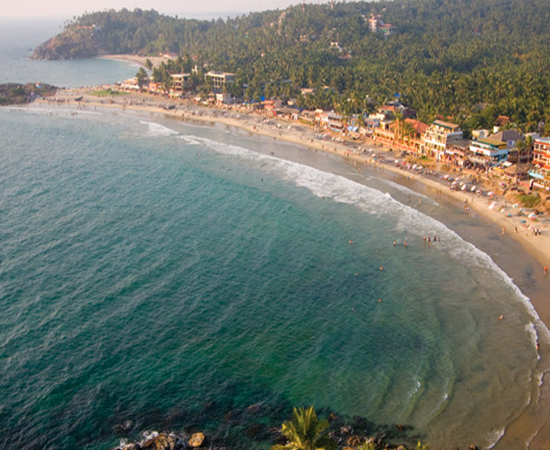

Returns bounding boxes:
[0,106,547,450]
[1,20,549,450]
[0,18,137,87]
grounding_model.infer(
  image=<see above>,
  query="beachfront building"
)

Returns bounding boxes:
[423,120,463,160]
[531,137,550,182]
[490,129,527,164]
[372,118,428,154]
[446,139,471,167]
[215,92,232,106]
[205,71,235,91]
[147,82,164,95]
[362,117,380,137]
[263,99,283,116]
[396,119,428,154]
[170,73,190,92]
[467,137,508,167]
[316,110,345,132]
[373,120,395,145]
[119,77,140,91]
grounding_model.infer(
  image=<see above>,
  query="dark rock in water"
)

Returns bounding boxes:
[245,423,272,441]
[246,403,262,414]
[115,420,134,433]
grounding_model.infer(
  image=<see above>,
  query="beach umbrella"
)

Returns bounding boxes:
[471,186,477,192]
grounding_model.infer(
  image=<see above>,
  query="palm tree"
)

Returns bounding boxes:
[271,407,335,450]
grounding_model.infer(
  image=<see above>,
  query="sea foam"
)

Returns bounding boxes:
[140,121,178,137]
[188,134,550,345]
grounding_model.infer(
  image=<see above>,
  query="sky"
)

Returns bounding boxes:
[1,0,326,20]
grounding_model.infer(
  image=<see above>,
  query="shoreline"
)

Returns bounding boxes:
[44,87,550,263]
[99,54,174,68]
[30,87,550,447]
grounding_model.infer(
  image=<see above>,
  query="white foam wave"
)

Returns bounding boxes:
[409,381,422,399]
[140,121,178,137]
[526,323,541,359]
[180,136,202,145]
[377,177,438,205]
[185,134,550,343]
[486,428,506,449]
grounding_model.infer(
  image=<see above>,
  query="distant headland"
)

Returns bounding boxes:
[30,0,550,135]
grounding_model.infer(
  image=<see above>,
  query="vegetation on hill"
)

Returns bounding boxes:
[33,0,550,133]
[0,83,56,105]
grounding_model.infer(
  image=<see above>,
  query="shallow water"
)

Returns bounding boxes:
[0,106,546,449]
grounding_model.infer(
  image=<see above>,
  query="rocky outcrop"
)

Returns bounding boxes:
[116,432,185,450]
[0,83,56,105]
[188,432,205,448]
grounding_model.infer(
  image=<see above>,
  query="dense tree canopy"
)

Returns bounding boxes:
[33,0,550,133]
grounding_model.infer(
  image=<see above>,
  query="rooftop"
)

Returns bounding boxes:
[433,120,460,130]
[474,137,507,147]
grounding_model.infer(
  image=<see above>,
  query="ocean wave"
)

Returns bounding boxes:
[184,134,550,346]
[140,121,178,137]
[486,427,506,449]
[179,136,202,146]
[377,177,438,205]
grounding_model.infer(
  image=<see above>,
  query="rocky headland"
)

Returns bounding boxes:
[0,83,57,105]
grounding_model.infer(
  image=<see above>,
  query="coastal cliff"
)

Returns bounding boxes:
[32,32,101,60]
[0,83,56,105]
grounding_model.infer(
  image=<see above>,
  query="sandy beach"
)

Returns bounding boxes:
[100,54,174,68]
[31,86,550,448]
[42,87,550,267]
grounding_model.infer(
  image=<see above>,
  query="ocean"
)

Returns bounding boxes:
[0,19,549,450]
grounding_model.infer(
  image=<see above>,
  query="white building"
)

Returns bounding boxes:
[423,120,463,160]
[206,71,236,91]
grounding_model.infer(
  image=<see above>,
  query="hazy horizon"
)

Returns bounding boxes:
[0,0,327,20]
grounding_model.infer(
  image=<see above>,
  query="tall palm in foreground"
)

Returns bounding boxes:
[272,406,335,450]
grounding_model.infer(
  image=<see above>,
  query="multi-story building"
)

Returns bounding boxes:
[423,120,463,160]
[532,137,550,180]
[467,138,508,167]
[170,73,190,92]
[205,71,235,91]
[490,129,527,164]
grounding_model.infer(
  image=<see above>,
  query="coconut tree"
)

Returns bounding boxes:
[272,407,335,450]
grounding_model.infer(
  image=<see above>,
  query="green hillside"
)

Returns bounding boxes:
[33,0,550,132]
